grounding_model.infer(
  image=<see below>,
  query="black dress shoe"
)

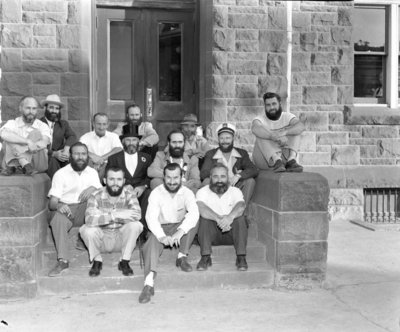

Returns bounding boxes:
[89,260,102,277]
[236,255,248,271]
[196,255,212,271]
[23,163,36,176]
[118,259,133,276]
[139,285,154,304]
[176,256,193,272]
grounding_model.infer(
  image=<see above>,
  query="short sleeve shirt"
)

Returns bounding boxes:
[0,117,52,142]
[253,112,296,131]
[196,185,244,215]
[80,131,122,156]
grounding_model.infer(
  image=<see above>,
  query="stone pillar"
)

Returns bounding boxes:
[0,174,50,298]
[248,171,330,284]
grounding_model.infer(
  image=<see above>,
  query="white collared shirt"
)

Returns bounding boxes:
[212,148,242,181]
[48,164,102,204]
[124,152,138,176]
[0,116,52,143]
[253,112,296,131]
[80,130,122,156]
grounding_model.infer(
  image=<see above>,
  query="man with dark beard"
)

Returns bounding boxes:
[139,163,199,304]
[113,104,159,160]
[251,92,305,172]
[47,142,102,277]
[147,129,200,193]
[79,167,143,277]
[0,96,51,175]
[196,163,248,271]
[40,94,77,179]
[200,123,258,206]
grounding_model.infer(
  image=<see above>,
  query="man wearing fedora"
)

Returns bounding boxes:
[40,94,77,179]
[180,113,210,169]
[200,123,258,207]
[107,129,152,235]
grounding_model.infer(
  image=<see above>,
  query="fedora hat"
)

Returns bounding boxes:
[40,94,65,108]
[181,113,199,125]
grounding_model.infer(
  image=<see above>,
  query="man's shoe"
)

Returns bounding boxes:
[23,163,36,176]
[176,256,193,272]
[196,255,212,271]
[48,259,69,277]
[272,159,286,173]
[118,259,134,276]
[89,260,102,277]
[138,285,154,304]
[285,159,303,173]
[236,255,248,271]
[1,166,16,176]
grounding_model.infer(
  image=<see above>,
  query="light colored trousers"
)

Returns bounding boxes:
[80,222,143,262]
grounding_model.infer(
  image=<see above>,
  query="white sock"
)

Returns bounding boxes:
[177,252,187,259]
[144,271,154,287]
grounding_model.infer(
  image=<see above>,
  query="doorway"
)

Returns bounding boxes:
[96,6,197,146]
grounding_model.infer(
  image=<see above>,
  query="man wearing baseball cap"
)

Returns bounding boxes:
[200,122,258,207]
[40,94,77,178]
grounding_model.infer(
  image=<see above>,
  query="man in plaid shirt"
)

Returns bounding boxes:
[80,166,143,277]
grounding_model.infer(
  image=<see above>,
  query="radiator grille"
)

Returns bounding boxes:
[364,188,400,223]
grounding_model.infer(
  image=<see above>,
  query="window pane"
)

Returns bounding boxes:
[353,7,385,52]
[159,22,182,102]
[354,55,384,98]
[110,21,133,100]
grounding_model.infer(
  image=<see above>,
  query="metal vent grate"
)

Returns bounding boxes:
[364,188,400,223]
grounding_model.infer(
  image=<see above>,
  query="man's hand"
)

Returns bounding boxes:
[58,204,72,219]
[53,150,69,162]
[27,140,38,153]
[78,187,97,202]
[113,209,140,221]
[218,215,233,232]
[133,185,146,198]
[90,154,103,164]
[171,229,185,247]
[159,236,174,247]
[231,171,242,186]
[276,135,288,147]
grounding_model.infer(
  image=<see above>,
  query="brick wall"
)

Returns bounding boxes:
[0,0,91,137]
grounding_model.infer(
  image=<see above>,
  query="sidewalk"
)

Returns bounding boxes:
[1,220,399,332]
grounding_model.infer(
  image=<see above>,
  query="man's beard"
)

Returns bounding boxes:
[23,113,36,124]
[164,181,182,193]
[123,142,138,155]
[219,142,234,153]
[127,118,142,126]
[169,146,184,158]
[265,105,283,121]
[210,181,229,195]
[45,109,60,122]
[182,129,196,140]
[70,157,88,172]
[106,184,124,197]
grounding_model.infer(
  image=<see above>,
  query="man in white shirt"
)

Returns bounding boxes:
[0,96,51,175]
[139,163,199,304]
[47,142,102,277]
[196,163,248,272]
[251,92,305,172]
[80,113,123,179]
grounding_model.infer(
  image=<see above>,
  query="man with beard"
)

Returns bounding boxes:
[200,123,258,206]
[0,96,51,175]
[251,92,305,172]
[79,167,143,277]
[107,130,152,235]
[113,104,159,160]
[40,94,77,179]
[196,163,248,271]
[147,129,200,193]
[47,142,102,277]
[139,163,199,304]
[80,113,123,180]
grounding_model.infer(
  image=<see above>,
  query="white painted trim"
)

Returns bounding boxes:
[286,0,292,112]
[388,4,398,108]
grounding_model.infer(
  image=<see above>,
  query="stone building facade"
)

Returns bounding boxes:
[1,0,398,222]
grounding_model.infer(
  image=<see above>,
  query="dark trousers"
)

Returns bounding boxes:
[197,216,248,256]
[138,188,151,237]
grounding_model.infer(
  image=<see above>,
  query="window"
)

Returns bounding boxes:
[354,2,399,108]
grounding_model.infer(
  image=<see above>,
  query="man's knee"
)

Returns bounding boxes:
[124,221,144,234]
[50,212,70,227]
[80,225,101,239]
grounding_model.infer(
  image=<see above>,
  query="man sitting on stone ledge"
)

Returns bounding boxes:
[80,167,143,277]
[47,142,102,277]
[0,96,51,176]
[251,92,305,173]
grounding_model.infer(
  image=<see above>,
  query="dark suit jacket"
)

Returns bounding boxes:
[40,117,77,153]
[107,150,152,187]
[200,147,259,181]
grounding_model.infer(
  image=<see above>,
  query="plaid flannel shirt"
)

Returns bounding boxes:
[85,186,141,230]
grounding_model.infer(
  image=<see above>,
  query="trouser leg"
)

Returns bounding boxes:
[120,222,143,261]
[236,178,256,206]
[79,225,105,262]
[252,139,281,169]
[138,189,151,232]
[231,216,248,255]
[197,217,219,256]
[142,233,164,277]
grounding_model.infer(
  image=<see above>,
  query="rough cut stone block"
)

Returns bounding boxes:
[258,76,287,98]
[22,0,65,12]
[22,11,45,23]
[33,25,56,36]
[1,97,21,120]
[67,1,80,24]
[291,52,311,72]
[316,145,331,153]
[317,132,348,145]
[2,0,22,23]
[329,188,363,206]
[22,49,67,60]
[32,84,59,96]
[311,13,337,26]
[1,48,22,72]
[235,83,258,98]
[302,86,336,105]
[33,36,56,48]
[268,7,286,29]
[299,152,331,166]
[362,126,398,138]
[0,247,35,282]
[213,29,235,51]
[0,282,37,299]
[228,13,268,29]
[259,31,288,53]
[337,47,352,65]
[329,205,363,221]
[292,12,311,31]
[252,171,330,212]
[1,25,32,47]
[214,6,227,28]
[1,73,32,96]
[297,111,329,131]
[329,112,344,125]
[337,85,353,104]
[318,32,331,45]
[236,29,258,40]
[331,145,360,165]
[227,106,263,122]
[228,60,266,75]
[267,53,286,76]
[68,97,90,121]
[331,27,351,45]
[23,60,68,72]
[331,66,352,85]
[378,139,400,158]
[57,26,80,49]
[292,72,330,85]
[60,73,89,97]
[213,51,227,75]
[298,132,316,152]
[235,75,258,84]
[69,50,89,73]
[236,0,258,5]
[212,75,235,98]
[361,158,396,165]
[235,40,259,52]
[300,32,317,51]
[32,73,60,85]
[236,129,255,145]
[311,52,336,66]
[338,7,351,26]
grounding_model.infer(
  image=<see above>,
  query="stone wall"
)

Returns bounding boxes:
[0,0,91,137]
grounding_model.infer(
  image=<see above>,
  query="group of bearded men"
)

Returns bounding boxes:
[0,92,305,304]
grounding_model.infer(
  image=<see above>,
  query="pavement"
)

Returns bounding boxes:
[0,220,399,332]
